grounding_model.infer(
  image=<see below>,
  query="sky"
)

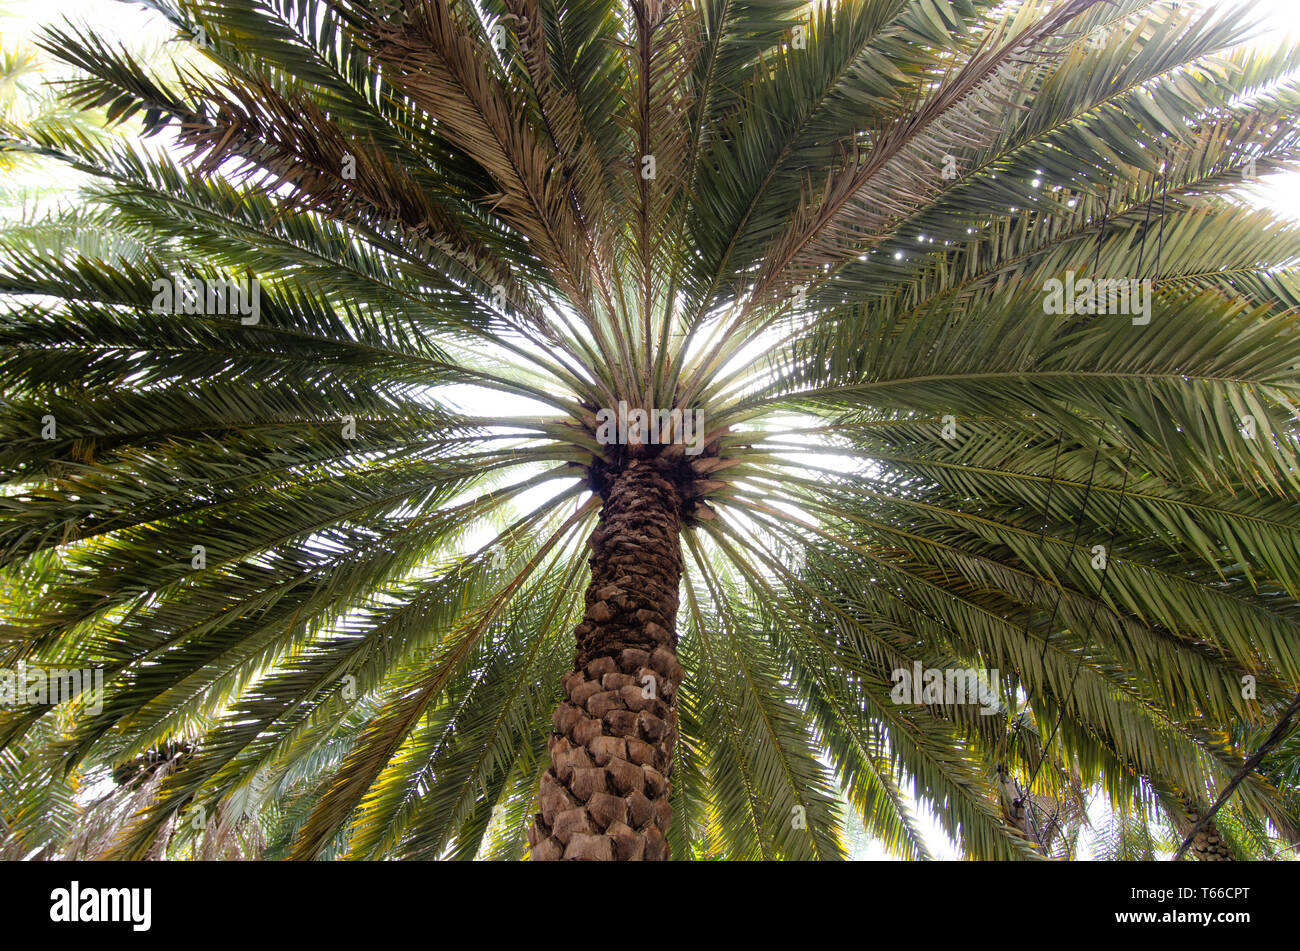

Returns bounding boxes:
[2,0,1297,859]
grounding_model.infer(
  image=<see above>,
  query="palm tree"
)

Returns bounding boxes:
[2,0,1300,861]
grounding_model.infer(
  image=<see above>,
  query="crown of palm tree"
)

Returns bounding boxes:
[2,0,1300,861]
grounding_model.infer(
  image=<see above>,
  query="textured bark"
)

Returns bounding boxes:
[1184,804,1234,861]
[530,459,683,861]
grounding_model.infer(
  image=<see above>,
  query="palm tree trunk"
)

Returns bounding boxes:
[529,459,684,861]
[1186,813,1233,861]
[1182,798,1234,861]
[1189,822,1233,860]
